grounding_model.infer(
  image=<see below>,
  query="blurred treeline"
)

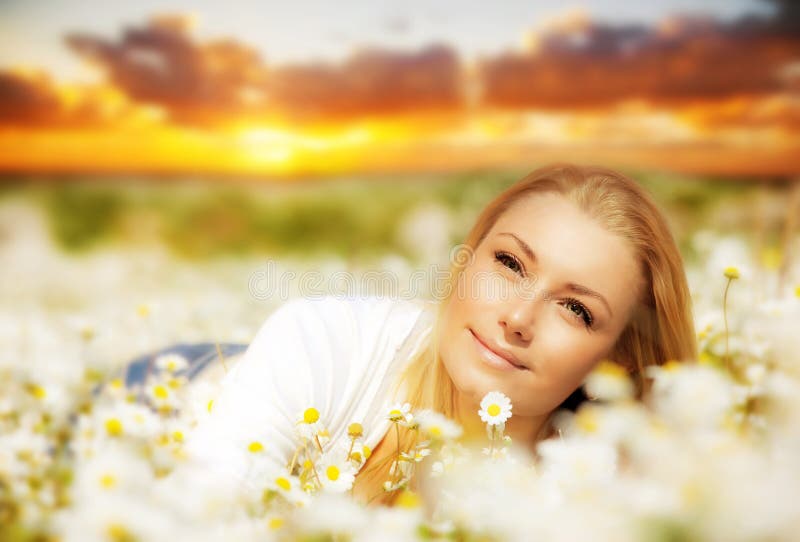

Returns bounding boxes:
[0,170,795,266]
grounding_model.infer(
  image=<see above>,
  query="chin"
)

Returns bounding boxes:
[459,364,510,403]
[442,331,510,400]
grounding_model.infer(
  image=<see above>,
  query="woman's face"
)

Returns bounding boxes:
[438,192,644,418]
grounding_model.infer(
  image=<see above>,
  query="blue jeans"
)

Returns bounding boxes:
[122,342,248,388]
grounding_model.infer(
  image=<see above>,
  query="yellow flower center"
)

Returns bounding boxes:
[429,426,442,437]
[698,352,715,366]
[81,327,95,341]
[109,378,123,390]
[303,407,320,424]
[723,266,740,280]
[35,385,48,400]
[347,423,363,437]
[576,408,598,433]
[760,247,782,270]
[172,431,184,442]
[153,385,168,399]
[100,474,116,489]
[106,523,135,542]
[487,404,501,417]
[105,418,123,437]
[276,477,291,491]
[396,490,421,509]
[595,360,627,377]
[326,465,340,481]
[207,399,214,413]
[248,441,264,453]
[268,517,284,530]
[389,409,402,419]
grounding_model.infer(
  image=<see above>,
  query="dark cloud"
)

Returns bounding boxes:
[63,16,462,126]
[65,14,270,125]
[478,5,800,110]
[0,71,61,126]
[0,71,120,128]
[267,44,463,121]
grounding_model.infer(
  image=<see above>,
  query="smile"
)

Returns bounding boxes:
[469,329,529,372]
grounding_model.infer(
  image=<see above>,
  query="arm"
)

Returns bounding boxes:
[182,295,429,492]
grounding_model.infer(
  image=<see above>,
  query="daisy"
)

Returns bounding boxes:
[262,467,307,505]
[478,391,513,427]
[146,380,179,412]
[317,447,357,493]
[295,406,324,442]
[584,360,634,402]
[387,402,413,426]
[154,353,189,374]
[416,410,463,442]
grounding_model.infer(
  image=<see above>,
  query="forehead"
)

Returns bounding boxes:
[488,193,642,309]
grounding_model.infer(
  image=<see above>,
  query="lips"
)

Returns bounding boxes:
[469,329,529,371]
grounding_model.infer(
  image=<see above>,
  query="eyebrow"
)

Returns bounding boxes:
[497,232,614,318]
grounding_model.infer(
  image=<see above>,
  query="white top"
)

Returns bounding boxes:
[183,294,436,491]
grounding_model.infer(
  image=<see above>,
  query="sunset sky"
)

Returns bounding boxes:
[1,0,798,177]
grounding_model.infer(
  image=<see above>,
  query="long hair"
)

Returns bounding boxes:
[354,163,698,505]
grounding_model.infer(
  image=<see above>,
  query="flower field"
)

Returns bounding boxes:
[1,175,799,541]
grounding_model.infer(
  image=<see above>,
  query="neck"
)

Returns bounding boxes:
[452,391,551,453]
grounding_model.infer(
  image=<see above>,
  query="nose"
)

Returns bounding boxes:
[499,295,539,343]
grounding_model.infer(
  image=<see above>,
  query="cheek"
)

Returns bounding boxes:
[463,263,510,309]
[539,338,610,389]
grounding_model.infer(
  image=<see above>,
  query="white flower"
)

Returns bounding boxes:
[289,492,368,538]
[387,402,414,426]
[317,447,357,493]
[146,380,180,411]
[648,363,737,431]
[295,406,324,441]
[261,466,307,506]
[72,443,154,500]
[478,391,512,426]
[482,446,509,460]
[537,436,619,490]
[416,409,463,441]
[584,360,634,402]
[154,353,189,374]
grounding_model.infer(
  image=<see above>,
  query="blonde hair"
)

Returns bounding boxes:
[354,163,698,505]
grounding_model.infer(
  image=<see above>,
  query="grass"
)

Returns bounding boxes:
[0,169,791,264]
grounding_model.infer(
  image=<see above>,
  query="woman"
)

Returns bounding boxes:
[179,163,697,507]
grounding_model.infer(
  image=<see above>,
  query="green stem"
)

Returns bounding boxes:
[303,443,322,490]
[722,277,732,374]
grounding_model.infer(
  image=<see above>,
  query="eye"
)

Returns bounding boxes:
[494,251,525,276]
[563,297,594,329]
